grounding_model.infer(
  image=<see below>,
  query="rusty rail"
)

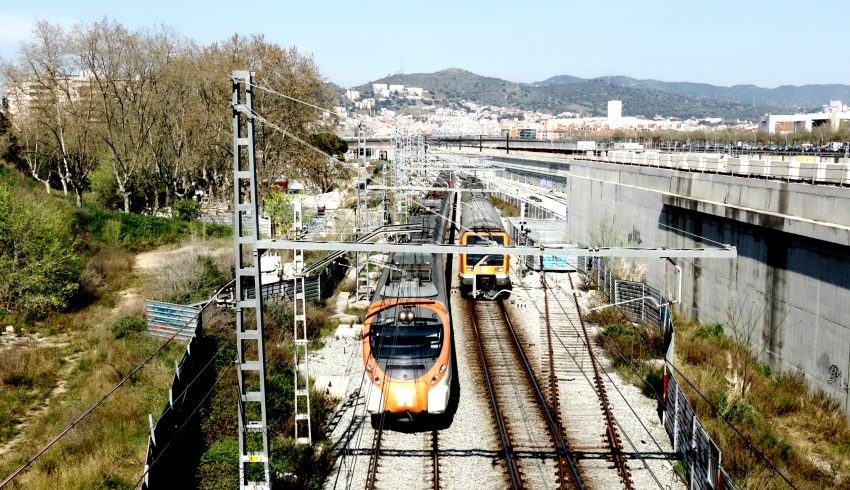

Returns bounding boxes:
[565,274,634,489]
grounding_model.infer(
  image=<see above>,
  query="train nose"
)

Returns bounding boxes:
[386,381,428,413]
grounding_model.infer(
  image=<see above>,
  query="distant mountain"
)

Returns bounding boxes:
[533,74,586,86]
[536,75,850,112]
[351,69,850,120]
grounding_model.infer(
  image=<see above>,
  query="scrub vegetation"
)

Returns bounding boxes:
[589,297,850,488]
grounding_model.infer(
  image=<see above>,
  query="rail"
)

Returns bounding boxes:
[470,306,523,489]
[565,274,634,489]
[364,426,383,490]
[496,300,584,490]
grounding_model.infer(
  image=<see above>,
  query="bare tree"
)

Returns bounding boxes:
[724,290,788,398]
[76,21,174,212]
[4,20,336,212]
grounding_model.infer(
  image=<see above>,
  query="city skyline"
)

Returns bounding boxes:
[1,1,849,89]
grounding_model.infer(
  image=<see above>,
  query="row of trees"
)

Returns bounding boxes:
[584,126,850,147]
[2,20,347,213]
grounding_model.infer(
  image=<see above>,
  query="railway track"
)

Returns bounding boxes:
[364,425,439,490]
[469,299,583,489]
[540,273,634,489]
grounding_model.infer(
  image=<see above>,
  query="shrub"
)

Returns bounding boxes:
[197,438,239,490]
[151,252,231,305]
[174,198,201,221]
[73,206,230,253]
[89,159,122,210]
[271,439,333,489]
[110,314,147,339]
[641,366,664,399]
[693,323,725,340]
[0,183,82,318]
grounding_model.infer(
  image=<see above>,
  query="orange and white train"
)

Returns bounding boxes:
[458,189,512,299]
[362,194,453,427]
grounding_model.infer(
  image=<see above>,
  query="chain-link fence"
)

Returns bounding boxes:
[574,255,737,489]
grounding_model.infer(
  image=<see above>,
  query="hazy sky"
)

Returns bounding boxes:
[1,0,848,88]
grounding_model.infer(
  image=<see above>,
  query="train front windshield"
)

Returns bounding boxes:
[466,235,505,266]
[369,316,443,361]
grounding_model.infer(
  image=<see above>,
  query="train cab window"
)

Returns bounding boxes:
[466,235,505,266]
[369,313,444,360]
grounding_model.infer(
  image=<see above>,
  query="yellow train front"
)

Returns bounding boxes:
[458,190,512,299]
[362,198,453,428]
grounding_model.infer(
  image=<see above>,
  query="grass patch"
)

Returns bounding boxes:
[109,314,147,340]
[491,196,520,217]
[73,206,230,253]
[594,321,666,399]
[673,317,850,488]
[196,297,339,488]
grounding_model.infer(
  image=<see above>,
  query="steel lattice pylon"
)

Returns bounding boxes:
[292,197,312,444]
[231,70,271,490]
[355,122,370,300]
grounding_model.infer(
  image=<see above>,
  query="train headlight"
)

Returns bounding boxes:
[439,363,447,373]
[496,267,505,272]
[366,363,372,373]
[374,375,381,386]
[431,375,438,385]
[465,267,473,273]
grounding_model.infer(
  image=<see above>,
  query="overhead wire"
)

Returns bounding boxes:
[93,344,233,490]
[541,274,672,488]
[546,270,796,489]
[451,148,732,249]
[132,358,237,489]
[251,80,338,118]
[473,146,795,486]
[0,279,236,489]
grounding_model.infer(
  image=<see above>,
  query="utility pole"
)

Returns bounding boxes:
[231,70,271,490]
[355,122,370,300]
[292,197,312,445]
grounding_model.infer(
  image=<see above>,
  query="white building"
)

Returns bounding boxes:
[407,87,424,97]
[388,84,404,94]
[345,89,360,102]
[759,100,850,133]
[607,100,623,128]
[372,83,388,93]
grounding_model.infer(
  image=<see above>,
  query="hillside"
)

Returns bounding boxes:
[536,75,850,112]
[352,69,850,120]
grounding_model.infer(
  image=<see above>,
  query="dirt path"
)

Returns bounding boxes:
[0,349,82,460]
[0,241,227,463]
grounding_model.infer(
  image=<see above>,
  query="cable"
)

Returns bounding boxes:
[0,279,236,489]
[93,343,231,490]
[251,80,337,117]
[665,360,797,489]
[555,265,797,489]
[241,106,342,165]
[539,274,668,488]
[469,153,731,249]
[132,358,237,489]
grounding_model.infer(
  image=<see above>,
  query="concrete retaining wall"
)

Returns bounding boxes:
[474,148,850,415]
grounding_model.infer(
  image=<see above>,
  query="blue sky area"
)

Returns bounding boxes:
[1,0,848,88]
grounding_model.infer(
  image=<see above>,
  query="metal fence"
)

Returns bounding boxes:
[574,255,737,489]
[198,213,271,237]
[141,254,348,487]
[239,257,347,304]
[141,301,219,489]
